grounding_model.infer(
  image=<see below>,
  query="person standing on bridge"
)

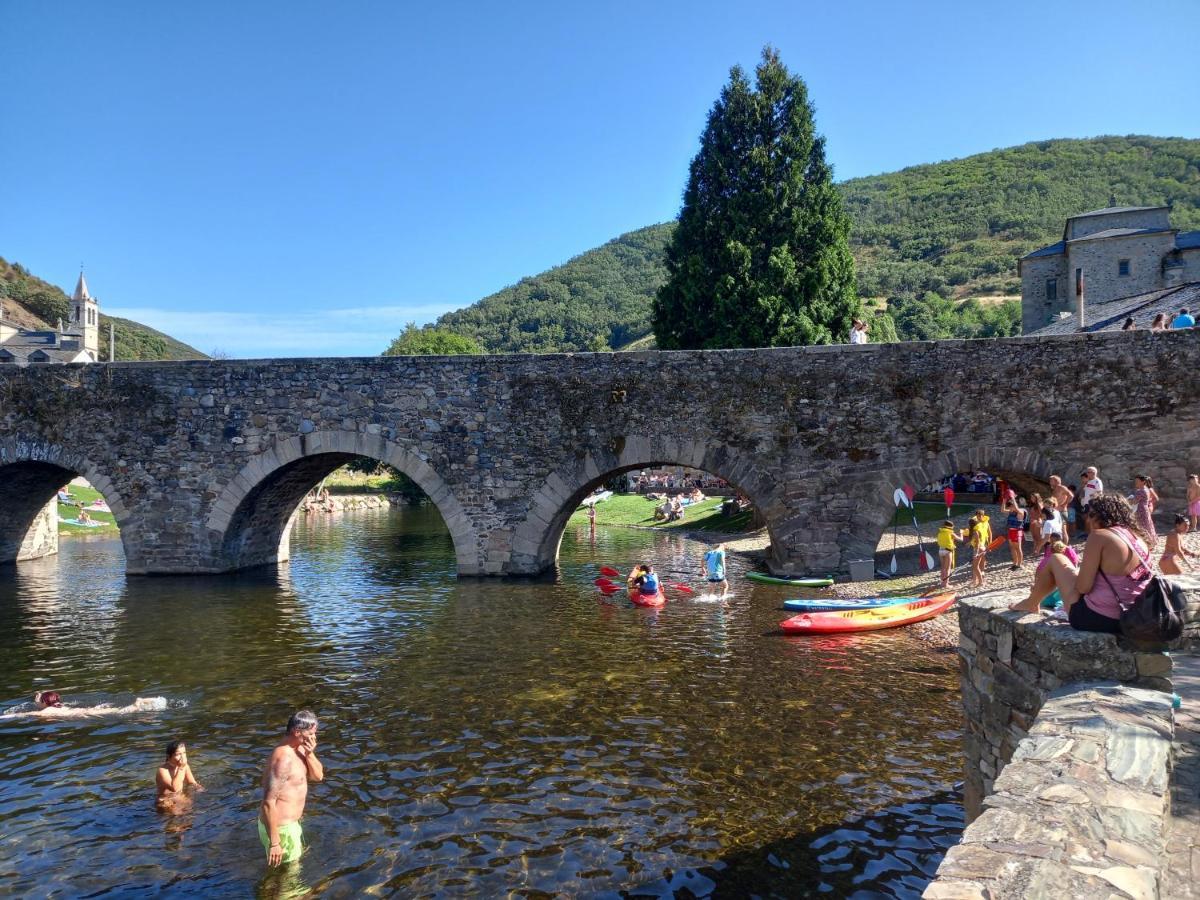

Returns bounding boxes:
[259,710,324,867]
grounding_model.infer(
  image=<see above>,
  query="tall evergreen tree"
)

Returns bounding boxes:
[654,47,859,349]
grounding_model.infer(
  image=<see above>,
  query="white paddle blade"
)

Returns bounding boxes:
[892,488,910,508]
[890,555,898,574]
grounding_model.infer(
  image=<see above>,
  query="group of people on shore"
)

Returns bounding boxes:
[929,463,1196,635]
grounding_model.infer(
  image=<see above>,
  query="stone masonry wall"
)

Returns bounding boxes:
[16,497,57,561]
[926,682,1174,899]
[957,589,1177,821]
[3,329,1200,577]
[1020,253,1069,333]
[1067,230,1177,307]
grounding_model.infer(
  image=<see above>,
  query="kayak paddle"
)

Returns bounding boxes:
[599,565,623,577]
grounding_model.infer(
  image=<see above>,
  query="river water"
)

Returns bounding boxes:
[0,507,963,898]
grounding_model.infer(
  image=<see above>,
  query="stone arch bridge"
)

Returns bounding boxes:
[1,330,1196,577]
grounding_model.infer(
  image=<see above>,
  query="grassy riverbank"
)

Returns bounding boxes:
[58,484,119,536]
[566,493,756,532]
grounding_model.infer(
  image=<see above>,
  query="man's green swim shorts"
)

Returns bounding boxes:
[258,819,303,863]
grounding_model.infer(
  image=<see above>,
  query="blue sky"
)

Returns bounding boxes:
[2,0,1197,357]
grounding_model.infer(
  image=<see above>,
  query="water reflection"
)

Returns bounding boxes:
[0,506,962,896]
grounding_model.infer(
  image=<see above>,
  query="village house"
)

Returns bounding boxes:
[0,272,101,365]
[1020,206,1200,334]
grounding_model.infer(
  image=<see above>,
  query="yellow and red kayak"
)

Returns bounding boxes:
[779,591,956,635]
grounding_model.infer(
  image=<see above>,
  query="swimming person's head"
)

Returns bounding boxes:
[165,740,187,763]
[287,710,319,736]
[34,690,63,709]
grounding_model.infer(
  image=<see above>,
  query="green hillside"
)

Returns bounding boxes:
[431,136,1200,351]
[0,258,206,361]
[437,225,672,354]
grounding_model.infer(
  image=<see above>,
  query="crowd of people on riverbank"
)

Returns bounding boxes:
[931,464,1195,636]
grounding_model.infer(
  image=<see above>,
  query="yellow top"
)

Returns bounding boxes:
[970,516,992,549]
[936,526,957,550]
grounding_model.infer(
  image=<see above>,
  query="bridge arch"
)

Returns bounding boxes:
[504,437,784,575]
[206,431,479,574]
[0,438,135,567]
[846,446,1060,569]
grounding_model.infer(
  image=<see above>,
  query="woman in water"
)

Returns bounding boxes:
[156,740,204,811]
[2,691,168,719]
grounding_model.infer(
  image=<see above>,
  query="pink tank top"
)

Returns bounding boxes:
[1084,526,1152,619]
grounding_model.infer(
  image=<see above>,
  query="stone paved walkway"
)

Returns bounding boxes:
[1165,653,1200,898]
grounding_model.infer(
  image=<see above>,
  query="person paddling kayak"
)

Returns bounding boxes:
[628,563,660,597]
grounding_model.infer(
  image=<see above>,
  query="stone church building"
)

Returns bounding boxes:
[0,272,101,365]
[1020,206,1200,333]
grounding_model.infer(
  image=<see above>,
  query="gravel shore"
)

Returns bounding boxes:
[727,503,1199,651]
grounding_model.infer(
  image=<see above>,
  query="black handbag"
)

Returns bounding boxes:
[1108,572,1187,645]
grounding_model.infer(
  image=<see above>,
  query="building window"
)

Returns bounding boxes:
[1118,259,1130,277]
[1045,279,1057,302]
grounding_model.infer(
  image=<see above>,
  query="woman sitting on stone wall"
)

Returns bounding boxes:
[1009,493,1152,635]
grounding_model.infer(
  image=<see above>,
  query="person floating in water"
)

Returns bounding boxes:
[702,542,728,596]
[1,690,168,719]
[34,690,64,709]
[156,740,204,811]
[259,710,324,867]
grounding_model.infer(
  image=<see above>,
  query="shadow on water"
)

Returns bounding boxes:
[679,789,964,899]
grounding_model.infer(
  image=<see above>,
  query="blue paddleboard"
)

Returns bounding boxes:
[782,596,917,613]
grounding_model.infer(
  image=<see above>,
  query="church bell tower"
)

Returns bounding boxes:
[71,270,100,358]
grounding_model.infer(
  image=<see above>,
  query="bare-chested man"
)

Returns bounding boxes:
[1048,476,1075,541]
[259,710,324,866]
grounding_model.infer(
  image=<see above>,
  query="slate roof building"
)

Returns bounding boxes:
[0,272,101,365]
[1019,206,1200,334]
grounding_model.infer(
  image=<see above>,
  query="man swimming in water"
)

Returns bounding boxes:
[259,710,324,866]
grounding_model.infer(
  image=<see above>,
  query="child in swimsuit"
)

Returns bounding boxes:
[936,521,960,589]
[1161,514,1195,575]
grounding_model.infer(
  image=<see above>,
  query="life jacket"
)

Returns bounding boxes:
[640,572,660,594]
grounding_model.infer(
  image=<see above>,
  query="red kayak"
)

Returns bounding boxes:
[779,592,956,635]
[628,586,667,608]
